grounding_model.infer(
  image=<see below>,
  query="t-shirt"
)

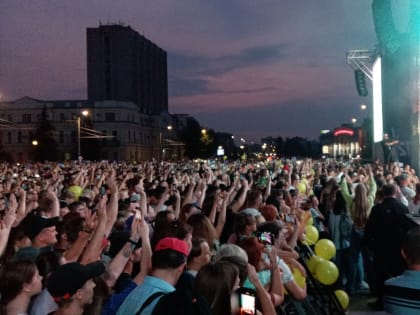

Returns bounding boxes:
[384,270,420,315]
[116,276,175,315]
[242,254,293,289]
[29,288,57,315]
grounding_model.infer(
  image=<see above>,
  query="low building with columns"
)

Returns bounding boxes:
[0,96,182,162]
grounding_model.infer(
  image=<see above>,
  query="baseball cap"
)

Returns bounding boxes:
[22,214,59,239]
[155,237,189,256]
[47,262,105,301]
[130,193,141,203]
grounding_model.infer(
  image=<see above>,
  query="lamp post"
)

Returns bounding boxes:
[160,125,173,160]
[77,110,89,159]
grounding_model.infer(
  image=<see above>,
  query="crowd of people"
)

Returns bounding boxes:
[0,157,419,315]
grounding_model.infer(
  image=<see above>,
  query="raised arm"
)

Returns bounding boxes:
[80,195,107,264]
[247,264,277,315]
[133,219,151,285]
[0,208,16,258]
[104,170,118,238]
[104,216,142,288]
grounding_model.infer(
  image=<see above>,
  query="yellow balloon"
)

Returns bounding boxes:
[334,290,349,310]
[315,239,336,260]
[304,225,319,245]
[306,217,313,226]
[292,268,306,288]
[297,182,306,194]
[307,255,323,274]
[315,260,339,285]
[68,185,83,200]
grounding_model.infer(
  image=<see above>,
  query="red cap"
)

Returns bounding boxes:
[155,237,189,256]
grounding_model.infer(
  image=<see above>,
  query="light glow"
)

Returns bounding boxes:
[372,57,383,142]
[333,129,354,137]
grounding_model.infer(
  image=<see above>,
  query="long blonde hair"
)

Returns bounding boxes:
[353,183,369,229]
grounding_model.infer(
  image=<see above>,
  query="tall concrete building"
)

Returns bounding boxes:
[87,24,168,114]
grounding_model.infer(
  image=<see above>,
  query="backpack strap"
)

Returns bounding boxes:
[135,291,166,315]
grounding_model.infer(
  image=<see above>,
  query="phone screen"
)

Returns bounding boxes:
[239,290,256,315]
[257,232,273,245]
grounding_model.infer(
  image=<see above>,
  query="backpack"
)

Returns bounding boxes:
[339,212,353,248]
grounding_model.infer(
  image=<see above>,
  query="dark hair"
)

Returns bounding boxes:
[188,238,206,264]
[234,212,255,235]
[0,260,37,308]
[58,213,85,243]
[257,221,282,240]
[0,226,27,264]
[35,251,63,287]
[382,183,396,198]
[195,261,239,315]
[68,201,85,213]
[402,226,420,264]
[152,249,186,270]
[332,191,347,215]
[187,213,217,249]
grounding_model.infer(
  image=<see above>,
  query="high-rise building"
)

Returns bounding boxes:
[87,24,168,114]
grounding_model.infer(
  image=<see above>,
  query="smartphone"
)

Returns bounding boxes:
[100,186,106,196]
[256,232,274,245]
[285,214,296,224]
[237,287,256,315]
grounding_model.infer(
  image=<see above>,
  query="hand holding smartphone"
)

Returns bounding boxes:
[237,287,256,315]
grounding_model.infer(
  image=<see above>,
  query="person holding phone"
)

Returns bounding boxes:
[195,260,277,315]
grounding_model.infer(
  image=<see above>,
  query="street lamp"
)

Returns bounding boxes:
[77,110,89,159]
[201,129,206,135]
[351,118,357,124]
[160,125,173,160]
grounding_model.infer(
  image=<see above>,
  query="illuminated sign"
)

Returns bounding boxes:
[333,129,354,137]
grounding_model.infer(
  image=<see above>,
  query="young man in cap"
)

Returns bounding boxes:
[116,237,189,315]
[47,261,105,315]
[21,214,59,248]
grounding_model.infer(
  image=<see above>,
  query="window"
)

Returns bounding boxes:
[22,114,31,123]
[105,112,115,121]
[60,113,65,121]
[7,132,11,144]
[59,131,64,144]
[128,131,131,143]
[112,130,118,142]
[17,131,22,143]
[7,115,12,122]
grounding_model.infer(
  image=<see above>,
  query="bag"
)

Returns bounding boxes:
[339,212,353,248]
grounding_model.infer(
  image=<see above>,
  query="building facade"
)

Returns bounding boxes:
[0,97,163,162]
[319,125,362,158]
[87,24,168,115]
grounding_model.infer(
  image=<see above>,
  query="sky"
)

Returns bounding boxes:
[0,0,377,142]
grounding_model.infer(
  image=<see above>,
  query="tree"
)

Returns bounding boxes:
[32,106,58,162]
